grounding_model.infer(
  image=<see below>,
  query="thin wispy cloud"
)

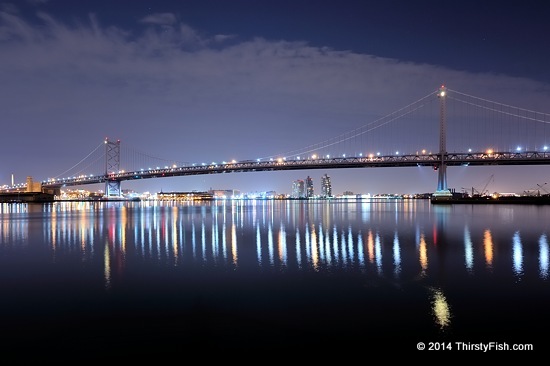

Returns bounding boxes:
[140,12,177,26]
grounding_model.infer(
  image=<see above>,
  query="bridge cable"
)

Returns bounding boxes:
[52,142,104,179]
[260,89,438,160]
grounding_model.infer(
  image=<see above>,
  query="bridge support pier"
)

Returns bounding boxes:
[433,86,453,201]
[106,180,122,197]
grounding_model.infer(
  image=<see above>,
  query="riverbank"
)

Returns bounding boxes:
[0,192,55,203]
[0,192,141,203]
[431,195,550,205]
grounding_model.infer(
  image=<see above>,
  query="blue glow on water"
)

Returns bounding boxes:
[539,234,549,279]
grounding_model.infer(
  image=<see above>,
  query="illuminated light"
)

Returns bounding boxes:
[277,158,283,163]
[326,155,330,158]
[438,85,446,98]
[516,146,522,152]
[395,151,399,155]
[359,153,363,157]
[377,152,381,156]
[256,158,260,162]
[468,148,472,153]
[544,146,548,151]
[422,149,426,154]
[342,154,346,158]
[312,154,317,159]
[232,160,236,164]
[368,153,374,158]
[486,149,493,155]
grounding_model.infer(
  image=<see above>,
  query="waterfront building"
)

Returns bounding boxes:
[292,179,305,198]
[321,173,332,198]
[306,176,314,198]
[157,191,213,201]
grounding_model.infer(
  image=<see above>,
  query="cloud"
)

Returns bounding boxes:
[140,12,177,26]
[213,34,236,43]
[2,11,548,129]
[0,3,18,14]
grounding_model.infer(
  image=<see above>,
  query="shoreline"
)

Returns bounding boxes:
[3,192,550,205]
[431,196,550,205]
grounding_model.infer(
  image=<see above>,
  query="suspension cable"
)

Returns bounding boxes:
[52,142,104,179]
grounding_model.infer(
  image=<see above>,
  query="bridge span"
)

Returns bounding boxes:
[40,150,550,189]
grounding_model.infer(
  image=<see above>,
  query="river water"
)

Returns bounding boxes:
[0,199,546,359]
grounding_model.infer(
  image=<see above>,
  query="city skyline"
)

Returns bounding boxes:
[2,1,550,195]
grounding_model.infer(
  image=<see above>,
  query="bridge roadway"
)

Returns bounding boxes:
[40,150,550,188]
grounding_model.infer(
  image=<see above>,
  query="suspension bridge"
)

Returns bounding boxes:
[3,85,550,201]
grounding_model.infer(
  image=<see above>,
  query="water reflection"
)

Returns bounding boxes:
[512,231,523,280]
[429,287,452,329]
[484,229,494,270]
[1,200,549,283]
[392,231,401,278]
[464,226,474,274]
[419,233,428,276]
[2,199,550,347]
[539,234,549,279]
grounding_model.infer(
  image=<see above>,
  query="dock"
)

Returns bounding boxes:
[0,192,56,203]
[431,195,550,205]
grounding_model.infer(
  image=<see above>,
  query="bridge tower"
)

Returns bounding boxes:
[432,85,453,200]
[104,138,122,197]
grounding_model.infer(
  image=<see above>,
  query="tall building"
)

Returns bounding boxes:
[305,176,314,198]
[321,173,332,198]
[292,179,305,198]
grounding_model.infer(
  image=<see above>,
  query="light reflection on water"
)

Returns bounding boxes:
[540,234,549,279]
[4,201,549,279]
[1,199,549,354]
[2,199,550,282]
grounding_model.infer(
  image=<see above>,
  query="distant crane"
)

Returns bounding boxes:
[463,174,494,197]
[524,182,549,196]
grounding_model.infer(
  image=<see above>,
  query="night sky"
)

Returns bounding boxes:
[2,0,550,195]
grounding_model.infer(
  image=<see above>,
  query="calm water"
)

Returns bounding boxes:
[0,199,547,359]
